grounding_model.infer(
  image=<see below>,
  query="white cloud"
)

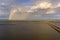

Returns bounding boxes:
[46,9,56,14]
[0,2,5,5]
[37,2,52,9]
[9,0,60,20]
[27,2,52,12]
[9,8,18,19]
[9,7,30,20]
[27,1,60,13]
[56,3,60,8]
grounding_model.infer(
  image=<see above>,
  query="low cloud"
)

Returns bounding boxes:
[8,0,60,20]
[46,9,56,14]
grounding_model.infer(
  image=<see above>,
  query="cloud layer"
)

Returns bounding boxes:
[9,0,60,20]
[0,0,60,20]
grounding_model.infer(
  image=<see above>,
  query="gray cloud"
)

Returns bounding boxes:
[8,0,60,20]
[0,0,15,19]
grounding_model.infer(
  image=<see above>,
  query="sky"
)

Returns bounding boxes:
[0,0,60,20]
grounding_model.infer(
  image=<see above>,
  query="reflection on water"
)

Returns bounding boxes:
[0,20,60,40]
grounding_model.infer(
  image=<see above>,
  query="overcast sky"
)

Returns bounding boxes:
[0,0,60,20]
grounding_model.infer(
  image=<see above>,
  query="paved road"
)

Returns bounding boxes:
[0,21,60,40]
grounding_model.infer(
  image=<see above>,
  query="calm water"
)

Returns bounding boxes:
[0,21,60,40]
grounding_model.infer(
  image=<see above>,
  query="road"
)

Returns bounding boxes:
[0,21,60,40]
